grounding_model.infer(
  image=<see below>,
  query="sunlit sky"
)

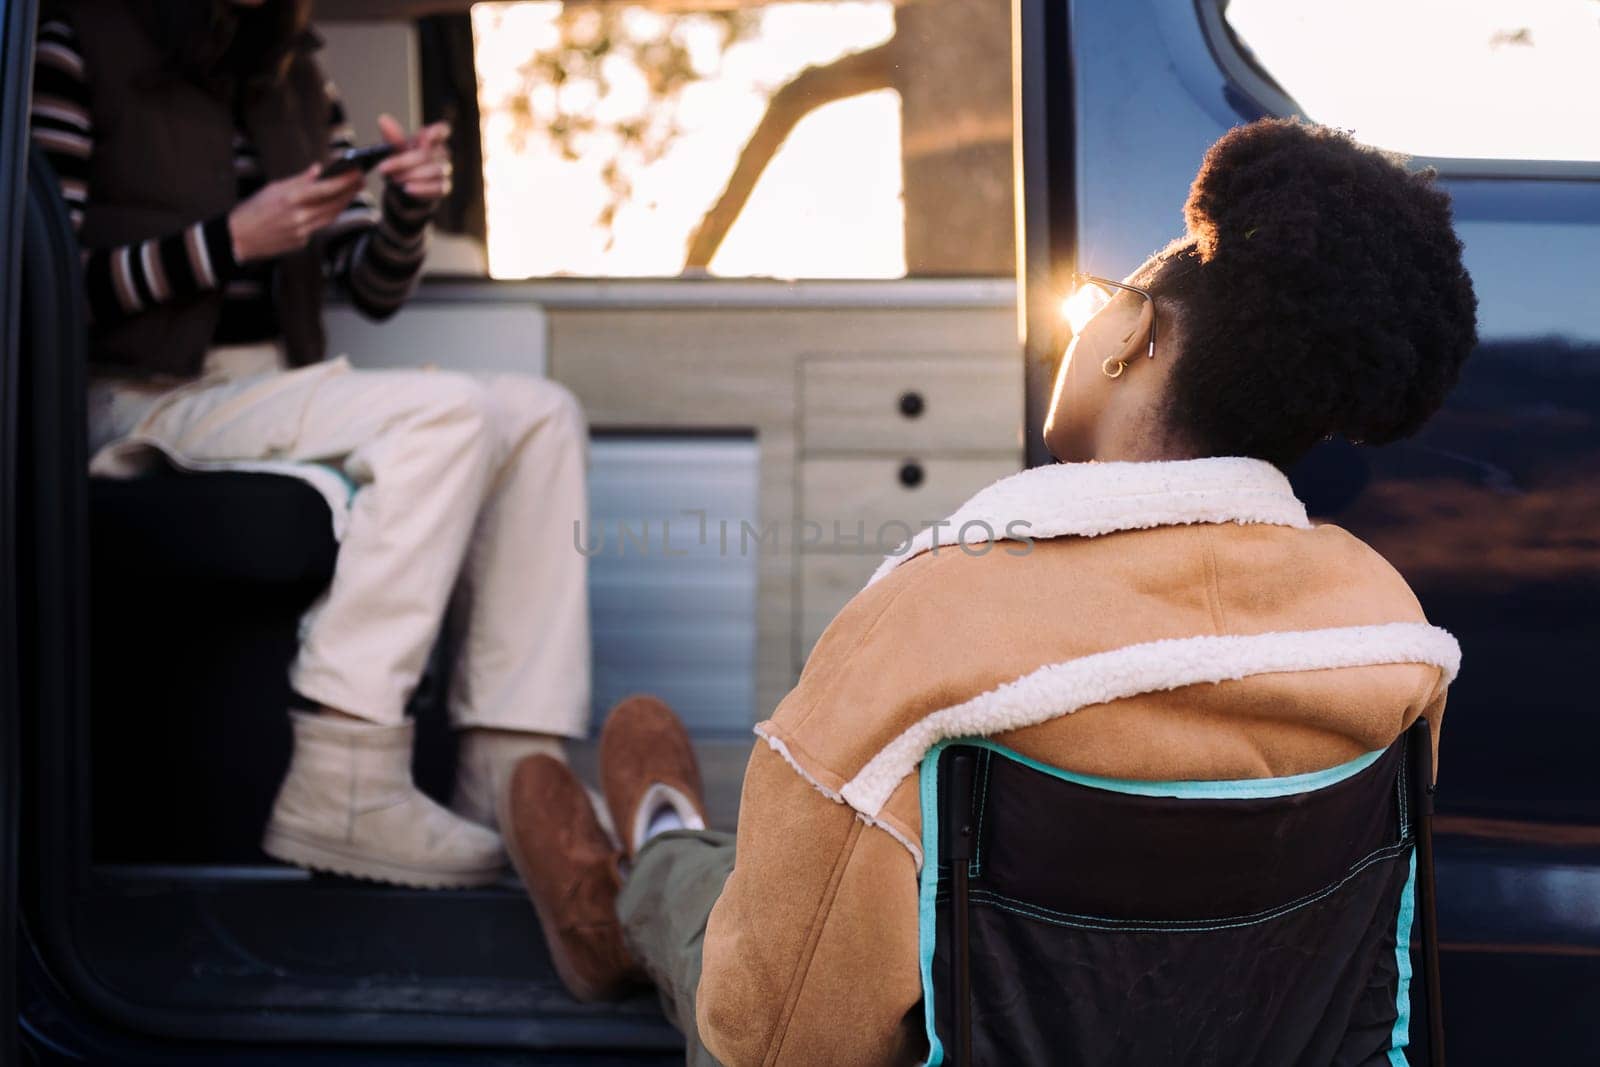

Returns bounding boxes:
[472,0,1600,281]
[472,1,900,279]
[1228,0,1600,161]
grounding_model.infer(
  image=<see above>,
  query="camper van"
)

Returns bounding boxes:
[2,0,1597,1062]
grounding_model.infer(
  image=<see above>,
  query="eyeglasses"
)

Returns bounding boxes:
[1060,272,1159,361]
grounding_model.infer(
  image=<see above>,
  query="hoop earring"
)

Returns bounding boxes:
[1101,356,1127,379]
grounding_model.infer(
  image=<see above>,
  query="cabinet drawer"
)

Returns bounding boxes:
[799,455,1020,554]
[801,355,1022,453]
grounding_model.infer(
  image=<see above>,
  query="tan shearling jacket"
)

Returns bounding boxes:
[695,457,1458,1066]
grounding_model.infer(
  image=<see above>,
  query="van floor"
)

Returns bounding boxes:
[77,738,753,1053]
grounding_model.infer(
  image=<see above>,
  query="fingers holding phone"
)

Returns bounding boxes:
[228,163,366,264]
[322,142,398,179]
[375,112,453,203]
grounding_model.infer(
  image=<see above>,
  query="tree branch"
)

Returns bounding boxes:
[683,42,895,271]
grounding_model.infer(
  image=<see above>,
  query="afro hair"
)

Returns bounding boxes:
[1143,119,1478,468]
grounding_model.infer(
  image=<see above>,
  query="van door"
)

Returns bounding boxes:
[1022,1,1600,1060]
[0,0,37,1061]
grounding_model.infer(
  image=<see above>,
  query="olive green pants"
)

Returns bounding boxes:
[617,829,737,1067]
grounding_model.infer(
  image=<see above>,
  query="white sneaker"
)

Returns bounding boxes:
[263,712,505,889]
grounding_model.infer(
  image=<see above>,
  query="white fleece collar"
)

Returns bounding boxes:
[867,456,1310,587]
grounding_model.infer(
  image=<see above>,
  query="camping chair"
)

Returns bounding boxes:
[921,718,1443,1066]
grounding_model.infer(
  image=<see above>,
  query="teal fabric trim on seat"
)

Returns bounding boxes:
[1388,852,1419,1065]
[917,745,947,1066]
[311,461,360,505]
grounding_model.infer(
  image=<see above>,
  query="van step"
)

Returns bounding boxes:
[77,867,684,1050]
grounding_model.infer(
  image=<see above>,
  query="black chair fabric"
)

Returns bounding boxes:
[929,730,1436,1067]
[91,470,338,587]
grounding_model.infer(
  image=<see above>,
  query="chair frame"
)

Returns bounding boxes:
[940,718,1444,1067]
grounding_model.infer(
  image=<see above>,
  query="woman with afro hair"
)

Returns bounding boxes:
[499,119,1479,1067]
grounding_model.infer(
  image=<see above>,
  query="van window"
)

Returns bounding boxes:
[470,0,1015,279]
[1224,0,1600,162]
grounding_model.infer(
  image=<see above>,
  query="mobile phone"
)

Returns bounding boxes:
[322,143,397,178]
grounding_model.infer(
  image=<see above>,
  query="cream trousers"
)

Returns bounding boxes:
[90,345,591,735]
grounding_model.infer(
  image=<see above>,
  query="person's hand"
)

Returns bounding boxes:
[227,164,366,264]
[375,113,452,203]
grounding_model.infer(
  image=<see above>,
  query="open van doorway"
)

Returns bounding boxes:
[13,0,1021,1058]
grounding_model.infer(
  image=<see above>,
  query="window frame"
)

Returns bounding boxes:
[1194,0,1600,182]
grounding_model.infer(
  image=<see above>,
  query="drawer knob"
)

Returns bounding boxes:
[899,460,925,488]
[897,390,926,419]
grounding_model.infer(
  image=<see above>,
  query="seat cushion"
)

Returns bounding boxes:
[91,471,338,586]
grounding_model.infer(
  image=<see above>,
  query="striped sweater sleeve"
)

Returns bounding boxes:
[30,15,238,324]
[320,86,433,321]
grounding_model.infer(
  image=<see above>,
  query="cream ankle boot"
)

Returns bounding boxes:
[263,712,505,888]
[451,730,566,830]
[451,731,618,844]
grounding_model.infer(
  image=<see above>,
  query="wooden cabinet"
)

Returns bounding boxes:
[794,354,1022,665]
[800,355,1022,453]
[544,283,1019,714]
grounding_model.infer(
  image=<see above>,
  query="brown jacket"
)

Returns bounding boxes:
[696,457,1456,1065]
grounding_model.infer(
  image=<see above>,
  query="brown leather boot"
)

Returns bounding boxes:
[599,694,708,860]
[500,754,646,1002]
